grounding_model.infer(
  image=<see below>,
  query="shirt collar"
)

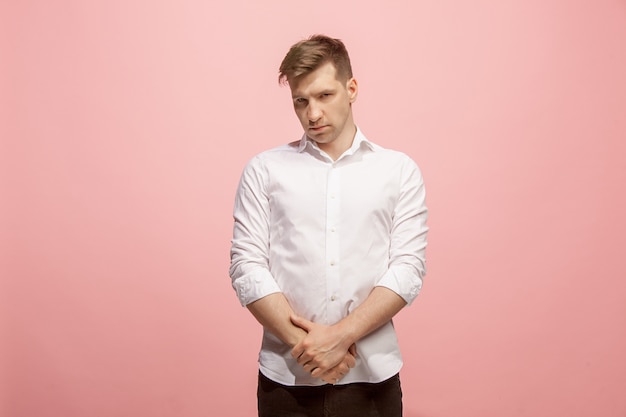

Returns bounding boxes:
[297,127,376,156]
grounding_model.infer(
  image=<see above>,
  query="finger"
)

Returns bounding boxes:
[314,359,345,379]
[317,369,330,380]
[321,375,336,385]
[306,365,318,374]
[303,361,319,373]
[295,351,313,366]
[349,343,357,356]
[330,372,343,385]
[336,363,349,374]
[291,343,306,360]
[311,366,324,378]
[290,314,313,332]
[344,352,356,368]
[319,371,341,385]
[310,359,333,377]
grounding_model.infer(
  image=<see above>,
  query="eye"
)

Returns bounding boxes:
[294,97,308,105]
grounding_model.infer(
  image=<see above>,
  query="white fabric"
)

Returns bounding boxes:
[230,128,428,386]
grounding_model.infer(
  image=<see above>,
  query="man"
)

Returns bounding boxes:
[229,34,428,417]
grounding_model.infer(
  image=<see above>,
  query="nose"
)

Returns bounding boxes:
[307,102,322,123]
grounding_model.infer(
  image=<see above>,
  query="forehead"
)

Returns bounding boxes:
[289,62,344,96]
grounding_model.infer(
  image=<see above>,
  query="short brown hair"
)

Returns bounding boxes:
[278,34,353,85]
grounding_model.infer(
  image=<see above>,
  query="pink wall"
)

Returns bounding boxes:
[2,1,626,416]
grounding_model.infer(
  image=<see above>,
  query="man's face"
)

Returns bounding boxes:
[289,62,358,152]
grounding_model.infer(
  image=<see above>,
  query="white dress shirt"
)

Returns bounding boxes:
[229,128,428,386]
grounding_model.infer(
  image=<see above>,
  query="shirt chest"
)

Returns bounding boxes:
[266,156,400,228]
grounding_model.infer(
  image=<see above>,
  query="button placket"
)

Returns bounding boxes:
[325,164,341,322]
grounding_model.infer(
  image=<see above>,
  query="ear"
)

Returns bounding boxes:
[346,77,358,103]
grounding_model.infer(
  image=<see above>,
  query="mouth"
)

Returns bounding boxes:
[309,125,328,132]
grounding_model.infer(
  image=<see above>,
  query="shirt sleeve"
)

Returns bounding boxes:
[229,156,281,306]
[375,156,428,306]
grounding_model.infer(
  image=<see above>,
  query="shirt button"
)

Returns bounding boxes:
[330,261,335,266]
[330,228,336,232]
[330,295,336,301]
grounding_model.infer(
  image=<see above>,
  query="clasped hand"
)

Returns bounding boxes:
[290,315,357,385]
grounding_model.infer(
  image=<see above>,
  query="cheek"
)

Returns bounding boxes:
[330,103,347,119]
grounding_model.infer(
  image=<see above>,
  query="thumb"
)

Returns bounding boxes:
[290,314,313,332]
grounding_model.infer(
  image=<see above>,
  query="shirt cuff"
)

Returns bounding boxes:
[376,265,423,306]
[232,267,282,306]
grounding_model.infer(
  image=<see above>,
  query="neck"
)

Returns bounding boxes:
[318,123,357,161]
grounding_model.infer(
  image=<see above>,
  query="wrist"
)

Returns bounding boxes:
[334,318,358,350]
[286,327,307,348]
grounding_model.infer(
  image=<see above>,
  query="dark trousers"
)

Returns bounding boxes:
[257,372,403,417]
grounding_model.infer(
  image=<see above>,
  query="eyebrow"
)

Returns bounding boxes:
[291,88,336,99]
